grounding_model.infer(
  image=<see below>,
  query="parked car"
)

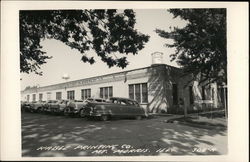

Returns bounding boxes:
[63,100,85,116]
[50,100,69,114]
[29,101,46,113]
[80,97,148,121]
[43,100,59,113]
[78,98,107,117]
[21,101,31,112]
[64,98,106,117]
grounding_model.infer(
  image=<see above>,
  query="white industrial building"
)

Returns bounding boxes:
[21,52,226,113]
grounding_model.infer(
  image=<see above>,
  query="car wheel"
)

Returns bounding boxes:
[64,108,70,116]
[37,107,42,113]
[79,109,85,118]
[135,115,142,120]
[100,115,109,121]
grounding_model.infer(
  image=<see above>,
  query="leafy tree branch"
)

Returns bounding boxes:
[20,10,149,75]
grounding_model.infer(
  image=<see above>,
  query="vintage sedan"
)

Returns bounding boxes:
[78,98,107,117]
[29,101,46,113]
[21,101,32,112]
[64,98,106,117]
[49,100,69,114]
[80,97,148,121]
[43,100,59,113]
[63,100,85,116]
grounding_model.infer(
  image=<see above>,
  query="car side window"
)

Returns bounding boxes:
[112,99,118,104]
[96,99,102,102]
[126,100,134,105]
[120,100,127,105]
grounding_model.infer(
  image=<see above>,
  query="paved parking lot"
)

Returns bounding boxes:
[21,112,227,157]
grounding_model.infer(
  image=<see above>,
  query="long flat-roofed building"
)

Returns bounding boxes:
[21,52,226,113]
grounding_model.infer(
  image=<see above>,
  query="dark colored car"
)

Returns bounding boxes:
[21,101,31,112]
[80,97,148,121]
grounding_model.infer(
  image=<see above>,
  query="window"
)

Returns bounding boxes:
[135,84,141,103]
[39,93,43,101]
[81,89,91,100]
[172,83,178,105]
[129,85,134,99]
[104,87,109,99]
[56,92,62,100]
[128,83,148,103]
[47,92,51,100]
[32,94,36,101]
[100,88,103,98]
[27,95,30,102]
[100,86,113,99]
[189,86,194,105]
[67,90,75,100]
[109,87,113,98]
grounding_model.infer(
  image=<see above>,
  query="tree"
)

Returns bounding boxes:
[20,10,149,75]
[156,9,226,85]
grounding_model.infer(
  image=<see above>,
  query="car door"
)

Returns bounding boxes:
[107,98,123,117]
[125,100,138,116]
[108,99,122,116]
[116,99,130,117]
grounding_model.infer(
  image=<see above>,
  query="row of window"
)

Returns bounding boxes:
[26,83,149,104]
[26,83,211,105]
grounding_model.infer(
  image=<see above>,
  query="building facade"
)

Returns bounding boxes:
[21,53,225,113]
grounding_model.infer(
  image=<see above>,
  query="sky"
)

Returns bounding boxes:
[20,9,187,90]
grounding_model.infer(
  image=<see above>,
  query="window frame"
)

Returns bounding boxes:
[99,86,113,99]
[81,88,91,100]
[32,94,36,102]
[56,92,62,100]
[128,83,148,104]
[67,90,75,100]
[39,93,43,101]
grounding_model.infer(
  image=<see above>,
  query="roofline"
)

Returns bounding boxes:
[23,64,181,91]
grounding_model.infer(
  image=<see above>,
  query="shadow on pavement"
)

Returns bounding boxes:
[21,112,227,157]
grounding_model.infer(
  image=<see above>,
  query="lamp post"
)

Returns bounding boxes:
[62,73,70,99]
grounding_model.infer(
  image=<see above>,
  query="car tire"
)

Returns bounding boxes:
[135,115,142,120]
[79,109,85,118]
[100,115,109,121]
[37,107,42,113]
[64,108,70,116]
